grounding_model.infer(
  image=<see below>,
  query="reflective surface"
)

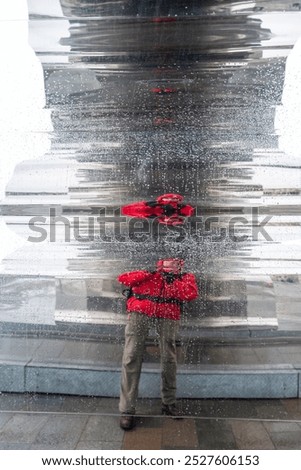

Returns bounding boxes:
[1,1,301,367]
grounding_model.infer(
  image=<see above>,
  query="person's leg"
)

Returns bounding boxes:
[156,317,179,406]
[119,312,150,415]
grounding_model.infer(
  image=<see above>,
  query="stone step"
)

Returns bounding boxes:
[0,334,299,398]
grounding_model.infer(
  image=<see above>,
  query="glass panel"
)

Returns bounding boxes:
[1,1,301,398]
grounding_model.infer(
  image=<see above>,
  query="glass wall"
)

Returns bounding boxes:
[1,0,301,397]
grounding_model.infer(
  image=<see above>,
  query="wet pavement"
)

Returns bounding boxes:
[1,393,301,450]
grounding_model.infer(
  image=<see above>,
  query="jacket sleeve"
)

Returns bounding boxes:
[179,204,195,217]
[121,202,155,217]
[117,270,153,287]
[171,273,198,301]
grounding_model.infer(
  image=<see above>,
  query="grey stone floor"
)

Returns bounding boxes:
[0,393,301,450]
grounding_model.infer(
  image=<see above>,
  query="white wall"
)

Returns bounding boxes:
[0,0,52,262]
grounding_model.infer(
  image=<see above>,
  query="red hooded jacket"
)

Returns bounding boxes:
[121,194,194,226]
[118,270,198,320]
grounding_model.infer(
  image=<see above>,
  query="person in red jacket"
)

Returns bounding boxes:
[121,193,194,226]
[118,258,198,430]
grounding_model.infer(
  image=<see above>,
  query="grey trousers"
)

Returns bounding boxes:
[119,311,179,414]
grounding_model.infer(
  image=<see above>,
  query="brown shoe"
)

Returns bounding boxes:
[120,414,136,430]
[162,403,184,419]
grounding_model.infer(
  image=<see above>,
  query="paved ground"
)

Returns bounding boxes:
[0,393,301,450]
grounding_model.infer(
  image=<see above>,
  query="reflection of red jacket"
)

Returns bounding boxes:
[118,270,198,320]
[121,200,194,225]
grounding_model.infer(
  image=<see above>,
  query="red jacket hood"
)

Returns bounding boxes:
[156,193,184,204]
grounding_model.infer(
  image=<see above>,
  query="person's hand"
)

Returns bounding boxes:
[163,272,176,284]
